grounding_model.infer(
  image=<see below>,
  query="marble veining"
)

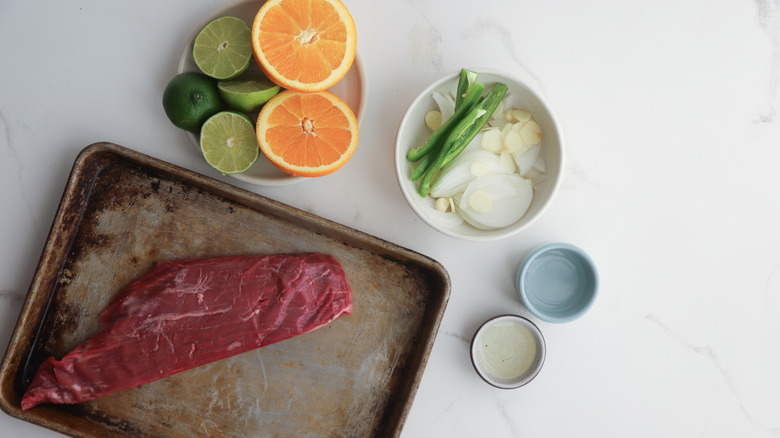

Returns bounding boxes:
[494,394,522,436]
[460,17,543,89]
[443,329,471,345]
[755,0,780,124]
[2,0,780,436]
[408,22,444,70]
[645,314,780,435]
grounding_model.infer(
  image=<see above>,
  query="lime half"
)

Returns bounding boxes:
[193,16,252,80]
[200,111,259,174]
[218,71,281,113]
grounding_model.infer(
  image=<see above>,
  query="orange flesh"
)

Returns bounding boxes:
[257,90,358,177]
[253,0,355,92]
[266,94,351,167]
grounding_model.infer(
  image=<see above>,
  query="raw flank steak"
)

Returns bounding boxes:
[21,253,352,410]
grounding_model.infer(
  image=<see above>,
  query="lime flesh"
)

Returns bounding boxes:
[193,16,252,80]
[200,111,259,174]
[218,71,281,113]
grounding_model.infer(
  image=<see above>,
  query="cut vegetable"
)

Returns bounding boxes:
[440,83,508,168]
[432,91,455,123]
[406,81,485,163]
[405,69,547,232]
[513,143,541,176]
[455,69,479,111]
[413,194,465,229]
[457,174,533,230]
[518,120,542,145]
[430,150,506,198]
[425,110,443,131]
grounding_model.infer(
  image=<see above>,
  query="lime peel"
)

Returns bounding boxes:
[200,111,259,174]
[193,16,252,80]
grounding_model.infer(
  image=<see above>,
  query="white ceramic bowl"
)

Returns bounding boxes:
[394,69,564,240]
[176,0,368,186]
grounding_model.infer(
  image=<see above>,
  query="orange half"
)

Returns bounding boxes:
[252,0,357,92]
[256,90,358,177]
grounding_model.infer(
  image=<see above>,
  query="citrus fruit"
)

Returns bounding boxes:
[200,111,259,174]
[162,72,223,132]
[217,71,281,113]
[251,0,357,92]
[256,90,358,177]
[193,16,253,80]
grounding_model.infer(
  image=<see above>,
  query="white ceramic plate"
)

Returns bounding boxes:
[177,0,367,186]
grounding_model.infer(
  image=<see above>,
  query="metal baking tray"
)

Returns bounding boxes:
[0,142,450,437]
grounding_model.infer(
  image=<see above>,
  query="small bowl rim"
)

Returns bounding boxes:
[517,242,599,323]
[394,67,565,241]
[469,314,546,389]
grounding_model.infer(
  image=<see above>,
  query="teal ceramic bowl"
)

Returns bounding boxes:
[516,243,598,323]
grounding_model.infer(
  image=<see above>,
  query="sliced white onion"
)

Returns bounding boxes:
[512,143,541,176]
[432,92,455,124]
[413,194,464,229]
[533,154,546,173]
[457,174,533,230]
[491,101,504,120]
[430,150,506,198]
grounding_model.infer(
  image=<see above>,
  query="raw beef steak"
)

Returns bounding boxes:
[21,253,352,410]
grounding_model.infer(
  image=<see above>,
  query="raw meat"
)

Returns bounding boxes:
[21,253,352,410]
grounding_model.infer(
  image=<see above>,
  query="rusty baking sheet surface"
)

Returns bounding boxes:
[0,142,450,437]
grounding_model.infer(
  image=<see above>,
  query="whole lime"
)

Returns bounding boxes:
[162,72,222,132]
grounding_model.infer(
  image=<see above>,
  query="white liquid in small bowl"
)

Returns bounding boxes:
[471,315,545,388]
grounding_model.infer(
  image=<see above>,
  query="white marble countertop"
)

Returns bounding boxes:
[2,0,780,436]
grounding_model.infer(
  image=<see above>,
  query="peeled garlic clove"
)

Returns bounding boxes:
[512,109,531,122]
[413,194,464,229]
[486,118,505,128]
[434,197,451,212]
[481,128,503,153]
[500,121,513,139]
[503,130,525,153]
[499,151,516,173]
[425,110,442,131]
[519,119,542,145]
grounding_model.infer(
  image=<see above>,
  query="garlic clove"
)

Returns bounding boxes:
[518,120,542,145]
[512,109,531,122]
[503,130,525,153]
[481,128,503,153]
[425,110,442,131]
